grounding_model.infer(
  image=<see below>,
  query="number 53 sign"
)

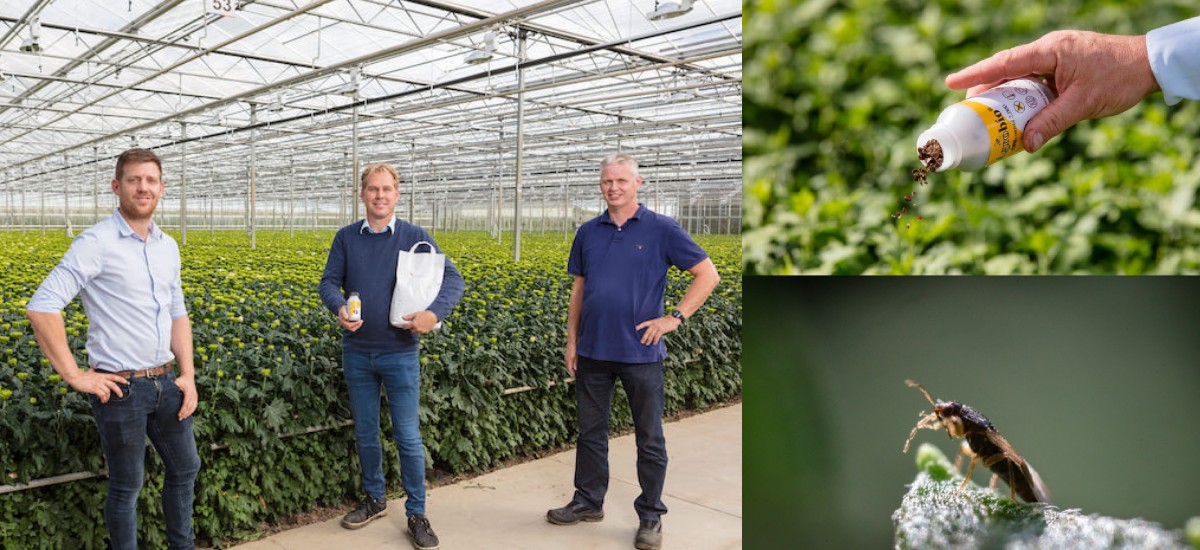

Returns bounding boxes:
[207,0,239,17]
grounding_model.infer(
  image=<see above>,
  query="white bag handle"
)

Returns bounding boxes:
[404,241,435,271]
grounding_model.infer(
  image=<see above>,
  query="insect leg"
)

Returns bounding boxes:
[959,454,979,491]
[1009,466,1016,501]
[953,440,972,471]
[903,412,941,453]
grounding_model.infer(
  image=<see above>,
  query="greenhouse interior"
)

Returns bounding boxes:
[0,2,743,546]
[1,0,742,246]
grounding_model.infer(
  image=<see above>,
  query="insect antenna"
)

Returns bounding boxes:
[905,379,937,407]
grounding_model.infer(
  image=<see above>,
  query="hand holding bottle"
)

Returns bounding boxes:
[946,30,1159,153]
[339,303,363,332]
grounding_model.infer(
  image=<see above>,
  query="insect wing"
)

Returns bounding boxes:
[1021,460,1052,504]
[986,431,1051,504]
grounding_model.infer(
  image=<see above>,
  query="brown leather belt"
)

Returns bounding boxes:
[103,363,173,379]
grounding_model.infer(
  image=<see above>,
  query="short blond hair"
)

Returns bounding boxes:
[360,163,400,191]
[600,152,639,178]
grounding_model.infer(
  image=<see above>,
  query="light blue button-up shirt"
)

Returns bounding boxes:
[28,210,186,372]
[360,216,396,235]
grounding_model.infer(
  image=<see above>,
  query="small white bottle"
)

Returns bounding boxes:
[347,292,362,322]
[917,78,1056,172]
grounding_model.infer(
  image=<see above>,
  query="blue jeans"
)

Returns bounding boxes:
[572,356,668,521]
[342,349,426,516]
[89,370,201,550]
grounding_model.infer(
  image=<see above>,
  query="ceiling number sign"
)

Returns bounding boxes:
[207,0,239,18]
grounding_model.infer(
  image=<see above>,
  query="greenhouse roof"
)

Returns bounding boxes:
[0,0,741,211]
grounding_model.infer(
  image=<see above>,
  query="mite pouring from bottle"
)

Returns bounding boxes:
[917,78,1057,172]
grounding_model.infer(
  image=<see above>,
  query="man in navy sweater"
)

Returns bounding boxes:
[319,163,464,550]
[547,152,720,550]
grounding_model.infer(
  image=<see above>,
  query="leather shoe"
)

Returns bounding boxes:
[635,519,662,550]
[546,501,604,525]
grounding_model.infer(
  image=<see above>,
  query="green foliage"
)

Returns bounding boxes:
[0,229,740,547]
[744,0,1200,274]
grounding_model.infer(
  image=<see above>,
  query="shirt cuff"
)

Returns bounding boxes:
[1147,16,1200,106]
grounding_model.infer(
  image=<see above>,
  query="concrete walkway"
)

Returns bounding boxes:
[234,403,742,550]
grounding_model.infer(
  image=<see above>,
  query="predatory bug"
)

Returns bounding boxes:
[902,380,1051,504]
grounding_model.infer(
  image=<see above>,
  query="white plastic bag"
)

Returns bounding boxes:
[389,241,444,329]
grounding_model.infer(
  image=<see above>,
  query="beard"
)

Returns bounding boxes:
[119,195,159,221]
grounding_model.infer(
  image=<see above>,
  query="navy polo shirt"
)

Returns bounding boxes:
[567,204,708,363]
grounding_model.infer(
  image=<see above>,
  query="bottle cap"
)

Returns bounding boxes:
[916,124,960,172]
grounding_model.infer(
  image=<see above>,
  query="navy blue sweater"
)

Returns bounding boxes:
[319,219,465,352]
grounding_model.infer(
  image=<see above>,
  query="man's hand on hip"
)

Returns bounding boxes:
[636,315,683,346]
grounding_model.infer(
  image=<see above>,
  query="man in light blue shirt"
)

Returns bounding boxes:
[27,148,201,550]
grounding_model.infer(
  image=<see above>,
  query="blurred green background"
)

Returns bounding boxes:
[743,0,1200,274]
[744,276,1200,548]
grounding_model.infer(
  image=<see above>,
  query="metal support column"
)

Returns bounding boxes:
[63,153,73,238]
[497,130,504,245]
[180,122,188,244]
[92,146,99,223]
[288,155,295,237]
[512,29,528,262]
[409,141,415,222]
[249,104,258,249]
[352,102,360,221]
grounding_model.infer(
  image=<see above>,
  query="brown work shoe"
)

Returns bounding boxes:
[635,519,662,550]
[546,501,604,525]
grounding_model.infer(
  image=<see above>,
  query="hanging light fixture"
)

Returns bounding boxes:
[20,16,42,52]
[646,0,694,21]
[464,31,497,65]
[337,67,361,97]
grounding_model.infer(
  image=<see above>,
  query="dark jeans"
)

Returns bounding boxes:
[90,371,201,550]
[572,355,668,521]
[342,349,426,516]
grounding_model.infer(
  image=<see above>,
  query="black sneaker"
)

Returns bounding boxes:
[635,519,662,550]
[408,514,440,550]
[341,496,387,529]
[546,501,604,525]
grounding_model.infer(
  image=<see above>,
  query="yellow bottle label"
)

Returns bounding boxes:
[963,99,1024,166]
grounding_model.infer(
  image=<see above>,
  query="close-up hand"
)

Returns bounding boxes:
[402,310,438,334]
[338,305,363,332]
[175,374,198,421]
[636,315,682,346]
[946,30,1160,152]
[68,369,129,404]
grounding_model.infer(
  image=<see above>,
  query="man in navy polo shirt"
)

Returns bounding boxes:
[546,152,720,550]
[319,163,463,550]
